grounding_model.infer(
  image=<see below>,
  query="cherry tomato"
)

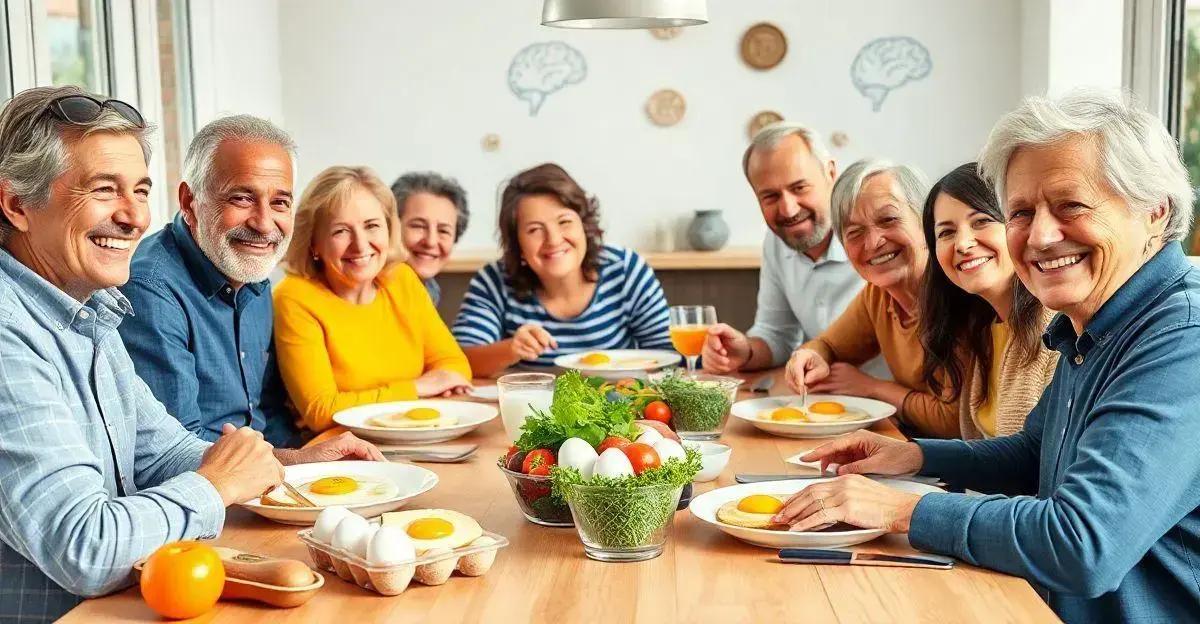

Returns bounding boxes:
[597,436,631,454]
[642,400,672,425]
[522,449,556,476]
[621,443,662,475]
[140,541,225,619]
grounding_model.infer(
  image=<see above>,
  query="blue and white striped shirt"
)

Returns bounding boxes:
[452,245,672,366]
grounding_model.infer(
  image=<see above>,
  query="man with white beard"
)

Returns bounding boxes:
[120,115,306,446]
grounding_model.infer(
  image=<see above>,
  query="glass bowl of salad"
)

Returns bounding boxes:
[652,372,743,441]
[561,482,684,562]
[497,458,574,527]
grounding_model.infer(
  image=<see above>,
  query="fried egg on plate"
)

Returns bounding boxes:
[260,475,400,507]
[758,401,869,423]
[369,407,459,429]
[576,352,658,369]
[381,509,483,553]
[716,494,789,530]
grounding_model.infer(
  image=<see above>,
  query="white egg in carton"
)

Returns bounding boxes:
[297,524,509,596]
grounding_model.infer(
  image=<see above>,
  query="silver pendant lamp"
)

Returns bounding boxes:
[541,0,708,29]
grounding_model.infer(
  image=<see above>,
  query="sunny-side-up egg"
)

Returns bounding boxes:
[331,514,372,553]
[367,526,417,566]
[369,406,460,429]
[760,401,868,424]
[557,437,599,478]
[593,448,635,479]
[313,506,353,543]
[381,509,483,553]
[578,352,612,367]
[716,494,788,530]
[262,475,401,508]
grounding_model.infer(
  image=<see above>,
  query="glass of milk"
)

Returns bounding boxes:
[497,373,555,442]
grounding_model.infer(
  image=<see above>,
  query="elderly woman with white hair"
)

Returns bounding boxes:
[778,91,1200,623]
[784,158,959,439]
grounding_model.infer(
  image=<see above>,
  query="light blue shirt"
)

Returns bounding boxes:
[0,249,224,622]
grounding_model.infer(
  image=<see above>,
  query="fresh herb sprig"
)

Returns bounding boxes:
[549,448,702,497]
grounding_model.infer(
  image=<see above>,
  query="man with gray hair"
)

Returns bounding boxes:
[0,87,295,622]
[120,115,305,446]
[702,122,883,377]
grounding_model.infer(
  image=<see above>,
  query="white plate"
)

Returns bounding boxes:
[468,385,499,401]
[689,478,942,549]
[239,461,438,526]
[333,400,498,444]
[553,349,681,379]
[730,394,895,439]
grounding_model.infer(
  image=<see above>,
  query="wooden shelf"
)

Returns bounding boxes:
[442,247,761,273]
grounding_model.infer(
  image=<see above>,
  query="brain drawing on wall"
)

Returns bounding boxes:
[508,41,587,116]
[850,36,932,112]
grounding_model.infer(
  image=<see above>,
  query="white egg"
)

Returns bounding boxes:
[636,425,664,445]
[331,514,370,554]
[367,526,416,566]
[652,438,686,463]
[355,524,380,558]
[593,448,635,479]
[313,506,352,544]
[557,437,599,479]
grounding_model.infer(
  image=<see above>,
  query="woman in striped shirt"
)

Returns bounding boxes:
[453,163,672,377]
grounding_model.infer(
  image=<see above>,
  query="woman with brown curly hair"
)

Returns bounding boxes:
[453,163,672,377]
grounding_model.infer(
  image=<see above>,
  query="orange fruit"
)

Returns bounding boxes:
[140,541,225,619]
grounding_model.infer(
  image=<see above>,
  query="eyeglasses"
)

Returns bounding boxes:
[44,95,145,128]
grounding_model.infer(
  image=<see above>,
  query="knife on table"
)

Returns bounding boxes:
[735,473,942,486]
[779,548,954,569]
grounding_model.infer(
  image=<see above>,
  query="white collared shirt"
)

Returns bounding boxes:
[747,232,889,378]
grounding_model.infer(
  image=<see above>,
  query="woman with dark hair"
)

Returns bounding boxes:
[919,162,1058,438]
[452,163,672,377]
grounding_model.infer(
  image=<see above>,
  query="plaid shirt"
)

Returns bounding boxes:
[0,250,224,623]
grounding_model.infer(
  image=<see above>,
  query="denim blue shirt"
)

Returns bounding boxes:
[120,213,299,447]
[909,243,1200,623]
[0,249,224,623]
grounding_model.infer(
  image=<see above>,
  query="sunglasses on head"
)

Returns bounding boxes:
[44,95,145,128]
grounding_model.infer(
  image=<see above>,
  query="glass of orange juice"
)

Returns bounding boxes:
[669,305,716,375]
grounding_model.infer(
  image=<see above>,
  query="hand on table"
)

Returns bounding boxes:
[197,424,284,506]
[807,362,884,398]
[799,430,924,476]
[415,369,472,398]
[701,323,750,374]
[771,473,925,533]
[280,431,386,465]
[512,323,557,362]
[784,348,830,395]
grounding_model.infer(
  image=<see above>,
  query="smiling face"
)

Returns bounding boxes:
[932,192,1014,303]
[313,185,392,292]
[747,134,836,253]
[1004,135,1165,327]
[841,172,928,291]
[2,132,151,300]
[516,194,587,283]
[182,139,294,287]
[400,192,458,280]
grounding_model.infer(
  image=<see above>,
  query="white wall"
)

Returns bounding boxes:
[190,0,285,126]
[272,0,1022,253]
[1021,0,1125,97]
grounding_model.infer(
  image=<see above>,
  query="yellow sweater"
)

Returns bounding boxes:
[273,264,472,432]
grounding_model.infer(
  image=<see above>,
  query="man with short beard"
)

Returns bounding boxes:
[703,123,882,375]
[119,115,303,446]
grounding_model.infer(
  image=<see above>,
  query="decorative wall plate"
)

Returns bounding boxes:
[748,110,784,139]
[741,23,787,70]
[646,89,687,127]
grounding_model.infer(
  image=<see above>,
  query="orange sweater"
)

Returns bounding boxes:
[801,283,959,439]
[273,264,471,432]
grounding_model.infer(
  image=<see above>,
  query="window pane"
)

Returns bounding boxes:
[46,0,104,92]
[156,0,194,207]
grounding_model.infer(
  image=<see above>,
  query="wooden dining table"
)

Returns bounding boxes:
[61,369,1060,623]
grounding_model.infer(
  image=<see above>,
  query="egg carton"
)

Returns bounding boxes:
[297,527,508,596]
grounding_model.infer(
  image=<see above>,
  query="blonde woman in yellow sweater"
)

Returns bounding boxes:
[274,166,472,432]
[918,163,1058,439]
